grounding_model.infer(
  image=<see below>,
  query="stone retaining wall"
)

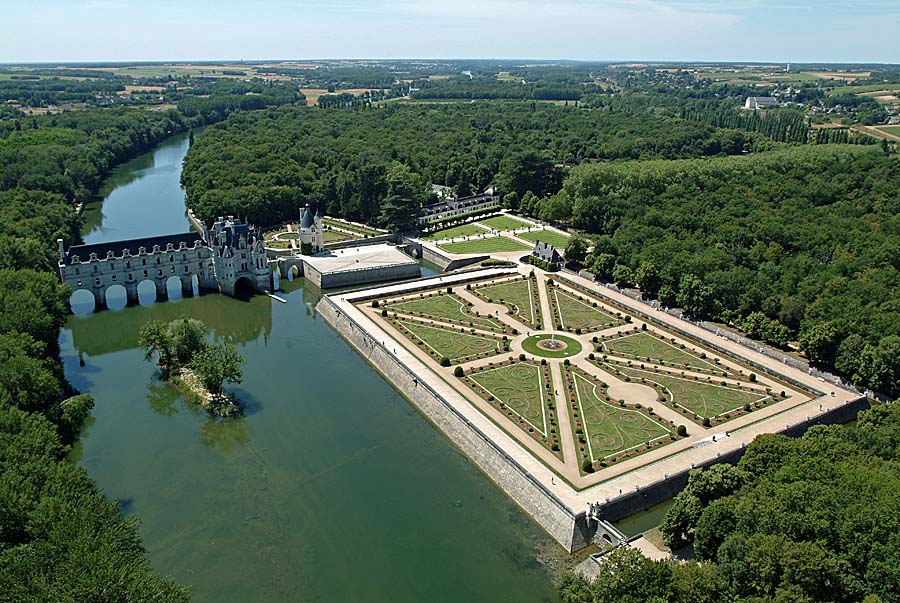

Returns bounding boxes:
[317,295,593,552]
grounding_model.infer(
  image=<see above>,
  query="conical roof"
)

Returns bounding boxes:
[299,205,314,229]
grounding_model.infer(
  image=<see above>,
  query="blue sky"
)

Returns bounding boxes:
[3,0,899,63]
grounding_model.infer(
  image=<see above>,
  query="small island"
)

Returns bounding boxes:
[139,317,245,417]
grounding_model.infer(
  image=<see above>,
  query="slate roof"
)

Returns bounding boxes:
[64,232,204,263]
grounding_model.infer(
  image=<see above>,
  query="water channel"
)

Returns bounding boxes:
[60,130,561,602]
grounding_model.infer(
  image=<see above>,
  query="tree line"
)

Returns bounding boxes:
[180,101,760,229]
[536,144,900,397]
[560,401,900,603]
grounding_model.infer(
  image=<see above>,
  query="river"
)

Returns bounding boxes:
[60,130,561,602]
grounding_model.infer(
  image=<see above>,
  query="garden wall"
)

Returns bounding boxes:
[317,295,594,552]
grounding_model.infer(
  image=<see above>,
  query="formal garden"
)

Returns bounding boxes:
[471,274,544,329]
[439,236,531,254]
[548,282,624,332]
[478,215,532,232]
[463,359,562,457]
[358,270,811,484]
[381,290,513,334]
[565,366,679,473]
[516,229,570,248]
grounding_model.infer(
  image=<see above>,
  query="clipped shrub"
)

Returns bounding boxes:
[677,425,687,437]
[439,356,451,367]
[519,353,526,361]
[582,460,595,473]
[702,417,711,427]
[454,366,464,377]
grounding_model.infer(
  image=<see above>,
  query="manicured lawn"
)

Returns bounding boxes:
[603,331,723,373]
[610,365,768,420]
[388,293,507,332]
[551,287,620,332]
[474,277,543,328]
[323,230,356,243]
[395,319,500,362]
[516,229,570,249]
[571,371,671,462]
[421,223,487,240]
[438,236,531,254]
[521,334,582,358]
[468,362,549,436]
[478,215,531,231]
[322,217,382,237]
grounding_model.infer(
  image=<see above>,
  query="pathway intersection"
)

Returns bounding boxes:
[329,249,859,548]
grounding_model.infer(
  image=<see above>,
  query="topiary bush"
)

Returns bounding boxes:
[439,356,451,367]
[454,366,464,377]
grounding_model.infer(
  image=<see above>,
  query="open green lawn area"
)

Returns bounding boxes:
[516,229,570,249]
[521,334,582,358]
[394,319,500,362]
[438,236,530,254]
[571,371,671,462]
[875,125,900,137]
[610,365,768,420]
[478,215,531,231]
[388,293,507,332]
[468,362,550,437]
[551,288,620,332]
[421,223,486,240]
[323,230,357,243]
[473,277,542,328]
[827,83,900,95]
[603,331,724,374]
[323,218,382,237]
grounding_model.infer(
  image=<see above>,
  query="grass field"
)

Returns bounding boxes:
[478,215,531,231]
[828,83,900,96]
[875,125,900,137]
[468,362,549,436]
[421,223,486,240]
[395,320,500,362]
[438,236,530,254]
[474,278,542,328]
[389,293,506,332]
[552,288,619,332]
[521,334,582,358]
[603,331,722,373]
[323,230,356,243]
[571,371,671,462]
[612,365,767,420]
[516,229,571,249]
[322,218,382,237]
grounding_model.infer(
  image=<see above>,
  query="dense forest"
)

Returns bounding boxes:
[181,102,763,228]
[536,145,900,397]
[560,400,900,603]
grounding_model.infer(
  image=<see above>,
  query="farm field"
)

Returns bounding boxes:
[569,370,672,463]
[473,277,543,329]
[421,223,486,240]
[478,215,532,231]
[394,319,500,362]
[438,236,530,254]
[875,125,900,137]
[387,293,507,332]
[550,287,620,332]
[516,229,570,248]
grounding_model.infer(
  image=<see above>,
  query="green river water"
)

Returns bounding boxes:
[60,131,560,602]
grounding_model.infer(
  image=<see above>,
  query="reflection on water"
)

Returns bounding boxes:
[62,129,559,603]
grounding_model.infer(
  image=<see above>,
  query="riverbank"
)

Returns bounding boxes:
[170,368,242,417]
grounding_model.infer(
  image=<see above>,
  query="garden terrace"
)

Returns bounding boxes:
[381,290,513,334]
[421,223,486,240]
[516,229,570,249]
[464,359,562,458]
[471,275,544,330]
[548,283,623,333]
[438,236,531,254]
[478,215,532,231]
[598,360,774,426]
[564,366,677,473]
[388,316,505,364]
[600,328,735,378]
